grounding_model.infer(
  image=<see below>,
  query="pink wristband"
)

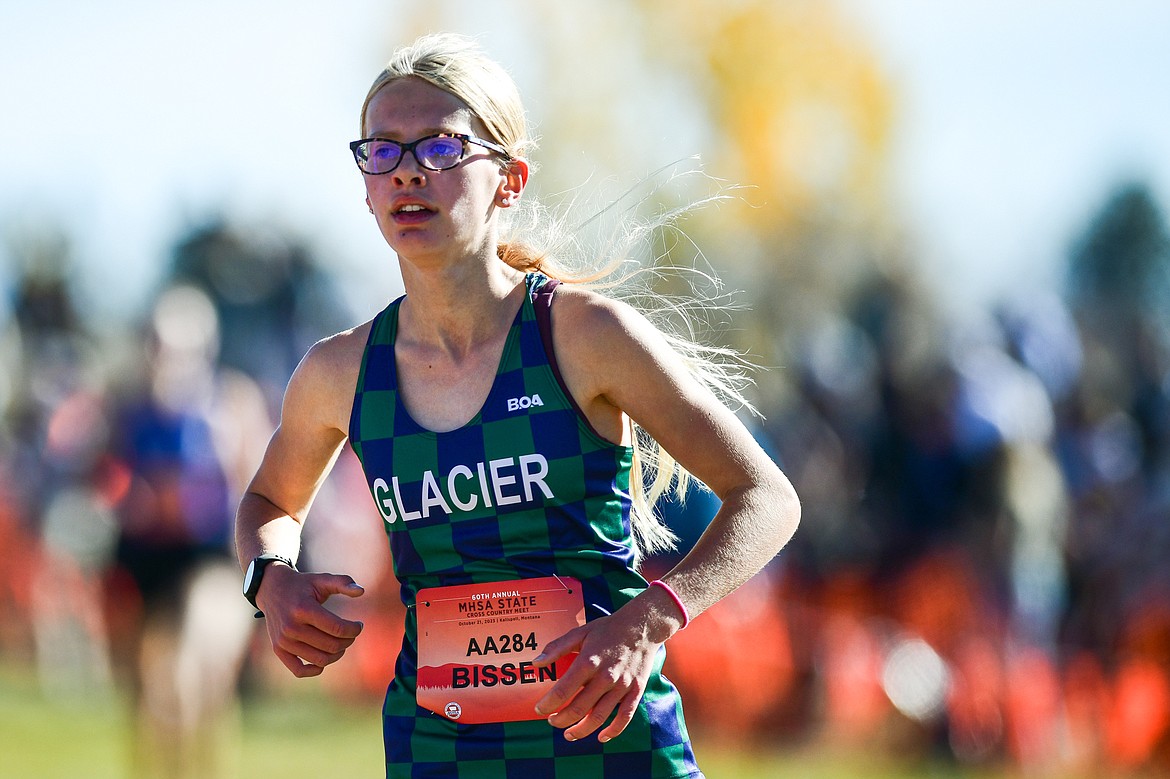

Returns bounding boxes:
[649,579,690,630]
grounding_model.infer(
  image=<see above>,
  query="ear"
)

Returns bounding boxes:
[366,196,374,214]
[496,158,529,208]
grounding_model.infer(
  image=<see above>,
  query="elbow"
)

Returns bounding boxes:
[770,472,801,546]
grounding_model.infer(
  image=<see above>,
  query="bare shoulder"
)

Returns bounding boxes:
[299,321,371,387]
[550,284,677,375]
[283,320,373,434]
[550,284,659,355]
[547,284,694,439]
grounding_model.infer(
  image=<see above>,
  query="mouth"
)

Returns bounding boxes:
[390,202,435,224]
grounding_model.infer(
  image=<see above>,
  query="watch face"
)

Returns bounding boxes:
[243,559,258,596]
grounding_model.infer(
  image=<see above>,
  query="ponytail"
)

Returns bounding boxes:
[498,162,756,562]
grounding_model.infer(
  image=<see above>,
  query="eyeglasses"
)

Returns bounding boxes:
[349,132,510,175]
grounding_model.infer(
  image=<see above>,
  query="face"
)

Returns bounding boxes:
[360,77,525,268]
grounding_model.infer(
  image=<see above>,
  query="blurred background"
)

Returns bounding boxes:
[3,1,1170,777]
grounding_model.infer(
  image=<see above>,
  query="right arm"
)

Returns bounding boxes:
[234,326,369,678]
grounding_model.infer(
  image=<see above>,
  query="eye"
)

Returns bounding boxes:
[371,143,400,160]
[429,138,463,155]
[419,136,464,162]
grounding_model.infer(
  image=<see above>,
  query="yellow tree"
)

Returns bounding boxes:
[633,0,896,251]
[624,0,925,411]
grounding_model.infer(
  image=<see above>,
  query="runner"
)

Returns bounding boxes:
[235,32,800,778]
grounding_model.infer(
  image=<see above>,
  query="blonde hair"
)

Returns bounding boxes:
[360,33,533,161]
[503,170,758,559]
[365,34,756,561]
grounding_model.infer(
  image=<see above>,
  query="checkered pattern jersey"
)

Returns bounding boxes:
[348,274,702,778]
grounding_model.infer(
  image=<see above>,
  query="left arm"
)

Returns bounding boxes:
[532,289,800,741]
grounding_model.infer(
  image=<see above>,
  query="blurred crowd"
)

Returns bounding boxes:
[2,182,1170,777]
[657,183,1170,776]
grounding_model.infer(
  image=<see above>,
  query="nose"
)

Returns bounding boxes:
[391,152,427,186]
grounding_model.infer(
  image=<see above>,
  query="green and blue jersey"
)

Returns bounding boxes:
[349,274,701,778]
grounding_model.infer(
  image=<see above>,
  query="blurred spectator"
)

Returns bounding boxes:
[104,284,269,778]
[1,238,119,698]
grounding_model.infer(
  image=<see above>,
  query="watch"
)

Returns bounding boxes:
[243,554,296,617]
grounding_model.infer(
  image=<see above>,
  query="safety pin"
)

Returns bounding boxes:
[551,573,573,595]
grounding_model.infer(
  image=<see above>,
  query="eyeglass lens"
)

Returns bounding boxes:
[359,135,466,174]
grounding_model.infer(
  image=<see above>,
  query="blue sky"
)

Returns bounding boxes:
[843,0,1170,313]
[3,0,1169,321]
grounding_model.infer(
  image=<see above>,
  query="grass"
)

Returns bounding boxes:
[1,659,1009,779]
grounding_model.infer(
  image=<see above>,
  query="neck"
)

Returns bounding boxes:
[397,257,526,357]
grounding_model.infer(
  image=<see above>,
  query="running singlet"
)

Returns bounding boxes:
[348,274,702,779]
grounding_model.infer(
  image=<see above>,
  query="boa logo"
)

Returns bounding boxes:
[507,394,544,412]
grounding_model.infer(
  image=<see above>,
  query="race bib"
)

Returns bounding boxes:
[415,576,585,724]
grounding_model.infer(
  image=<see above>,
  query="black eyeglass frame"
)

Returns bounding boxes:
[348,132,511,174]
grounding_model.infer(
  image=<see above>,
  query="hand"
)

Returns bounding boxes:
[256,564,366,678]
[531,599,667,743]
